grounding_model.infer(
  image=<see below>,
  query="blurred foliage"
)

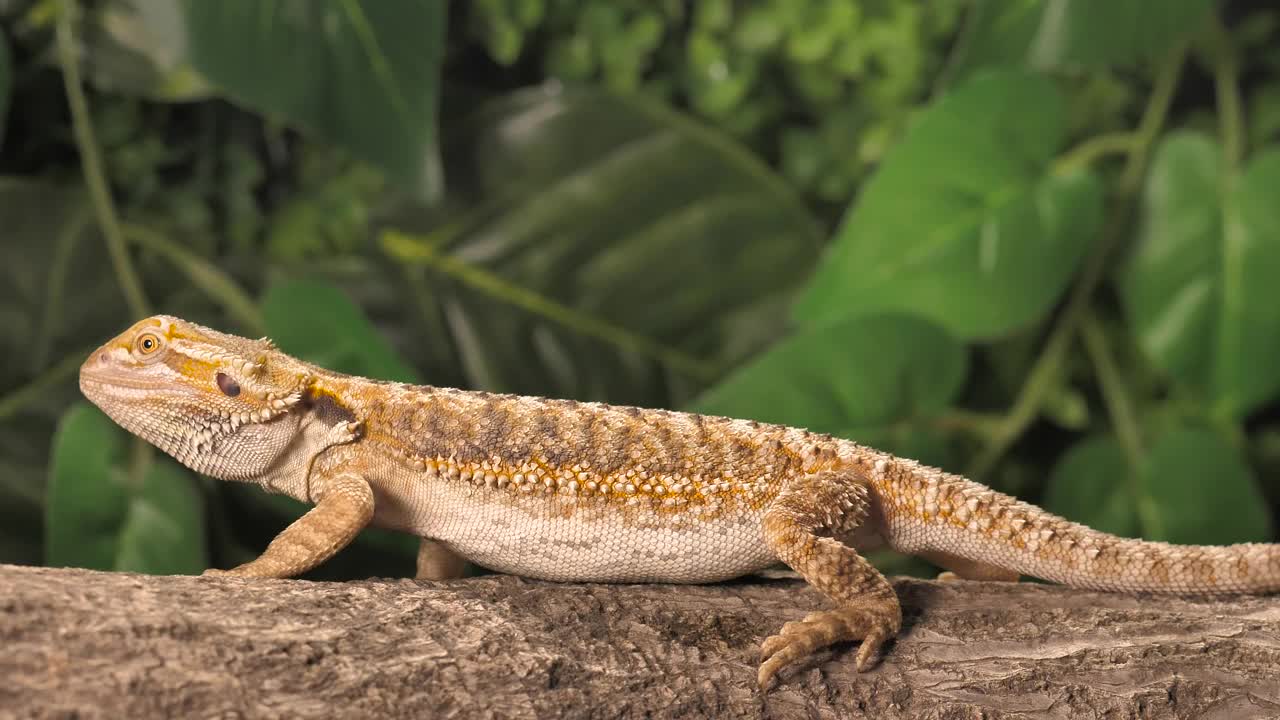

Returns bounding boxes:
[468,0,965,207]
[0,0,1278,580]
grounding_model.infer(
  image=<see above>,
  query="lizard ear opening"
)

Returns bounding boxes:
[216,372,242,397]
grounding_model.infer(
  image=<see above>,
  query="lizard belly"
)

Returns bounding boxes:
[373,476,777,583]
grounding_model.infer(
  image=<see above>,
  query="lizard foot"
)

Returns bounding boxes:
[757,601,899,689]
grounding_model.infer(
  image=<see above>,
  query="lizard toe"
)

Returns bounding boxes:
[756,603,900,687]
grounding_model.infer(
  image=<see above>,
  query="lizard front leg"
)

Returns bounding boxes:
[758,471,902,689]
[205,469,374,578]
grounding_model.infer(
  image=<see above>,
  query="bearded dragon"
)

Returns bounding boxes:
[78,315,1280,688]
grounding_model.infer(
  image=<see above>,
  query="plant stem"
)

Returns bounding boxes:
[967,314,1075,478]
[381,229,720,383]
[1080,312,1144,466]
[54,0,150,318]
[1120,46,1186,193]
[32,206,90,373]
[1205,14,1245,171]
[0,348,91,422]
[1053,132,1138,175]
[1204,15,1247,423]
[966,46,1186,480]
[932,408,1006,438]
[122,223,266,335]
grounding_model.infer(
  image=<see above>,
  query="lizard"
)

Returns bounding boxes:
[79,315,1280,689]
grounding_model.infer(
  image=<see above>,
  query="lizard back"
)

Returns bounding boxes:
[316,376,836,582]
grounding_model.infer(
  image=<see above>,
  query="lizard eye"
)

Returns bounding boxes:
[135,332,163,355]
[216,372,241,398]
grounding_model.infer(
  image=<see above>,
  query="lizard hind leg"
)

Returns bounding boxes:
[920,550,1020,583]
[758,471,902,690]
[416,537,468,580]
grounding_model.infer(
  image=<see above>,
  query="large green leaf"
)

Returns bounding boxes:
[192,1,444,199]
[261,278,419,383]
[381,85,825,407]
[944,0,1045,80]
[949,0,1213,77]
[92,0,446,199]
[795,70,1102,339]
[0,422,54,565]
[46,403,206,574]
[0,178,130,567]
[1044,425,1274,543]
[1222,149,1280,416]
[690,314,966,435]
[1122,135,1280,418]
[1044,429,1269,547]
[839,426,955,473]
[1043,436,1138,538]
[1136,429,1270,545]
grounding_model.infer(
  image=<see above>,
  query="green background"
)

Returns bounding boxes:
[1,0,1278,580]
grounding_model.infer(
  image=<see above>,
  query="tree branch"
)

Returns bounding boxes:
[3,564,1278,718]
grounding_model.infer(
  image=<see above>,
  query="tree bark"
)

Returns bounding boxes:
[3,563,1279,719]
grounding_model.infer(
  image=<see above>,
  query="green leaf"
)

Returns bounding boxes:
[100,0,446,199]
[949,0,1212,76]
[690,314,966,434]
[0,30,10,146]
[842,425,955,472]
[1043,437,1138,537]
[81,1,216,101]
[1121,134,1280,417]
[383,86,825,406]
[0,178,122,378]
[0,177,122,567]
[0,422,56,565]
[261,278,419,383]
[1220,149,1280,416]
[795,70,1102,339]
[1136,428,1270,545]
[46,403,206,574]
[1027,0,1212,69]
[943,0,1045,81]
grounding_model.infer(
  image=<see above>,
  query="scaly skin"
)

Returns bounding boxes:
[79,315,1280,689]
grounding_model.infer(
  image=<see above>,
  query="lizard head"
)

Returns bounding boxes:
[79,315,311,480]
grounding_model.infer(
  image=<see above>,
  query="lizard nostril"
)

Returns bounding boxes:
[99,353,108,364]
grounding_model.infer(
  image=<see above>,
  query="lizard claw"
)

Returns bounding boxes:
[759,620,806,661]
[756,605,898,690]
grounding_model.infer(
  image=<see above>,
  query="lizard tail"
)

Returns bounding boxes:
[1030,533,1280,594]
[896,473,1280,594]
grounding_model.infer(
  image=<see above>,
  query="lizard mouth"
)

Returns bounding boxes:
[80,373,162,392]
[79,365,201,391]
[78,372,202,413]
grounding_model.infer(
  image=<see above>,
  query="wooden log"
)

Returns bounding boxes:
[3,564,1279,718]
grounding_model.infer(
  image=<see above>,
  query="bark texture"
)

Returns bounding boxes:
[3,563,1280,719]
